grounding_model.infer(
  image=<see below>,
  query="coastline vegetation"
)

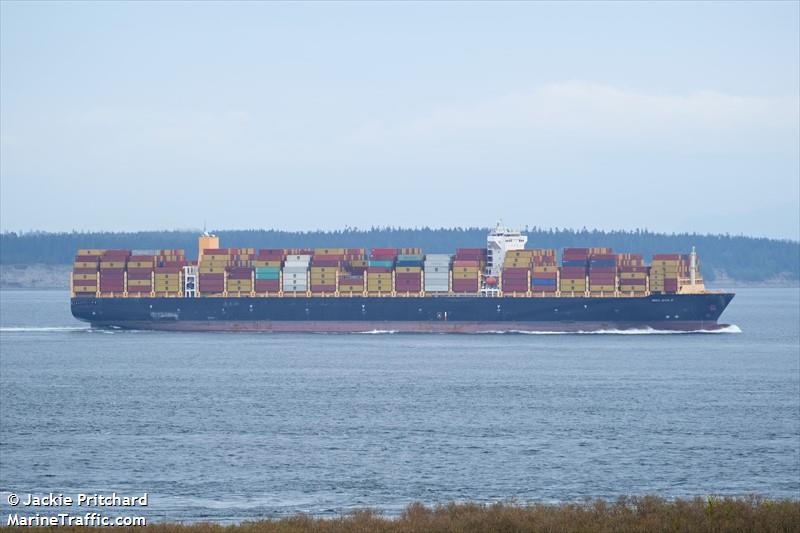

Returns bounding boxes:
[1,227,798,283]
[5,497,799,533]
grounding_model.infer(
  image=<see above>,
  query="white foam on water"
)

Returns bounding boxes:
[479,325,742,335]
[355,329,399,334]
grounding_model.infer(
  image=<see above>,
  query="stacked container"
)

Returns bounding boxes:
[283,254,311,293]
[617,254,647,296]
[310,249,343,294]
[650,254,689,294]
[157,249,186,267]
[560,248,589,295]
[253,249,283,294]
[154,249,185,296]
[72,249,102,296]
[452,248,485,293]
[198,248,228,295]
[367,248,397,294]
[126,254,155,295]
[501,250,533,294]
[588,252,617,296]
[423,254,451,293]
[226,266,253,294]
[530,249,558,295]
[99,250,130,294]
[395,253,423,295]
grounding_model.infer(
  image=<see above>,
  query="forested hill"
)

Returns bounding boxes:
[1,227,798,283]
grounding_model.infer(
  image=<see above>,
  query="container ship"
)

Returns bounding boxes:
[70,224,734,333]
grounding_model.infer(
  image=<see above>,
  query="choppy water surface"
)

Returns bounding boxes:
[1,288,798,522]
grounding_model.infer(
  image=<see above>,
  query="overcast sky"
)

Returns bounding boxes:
[1,1,798,239]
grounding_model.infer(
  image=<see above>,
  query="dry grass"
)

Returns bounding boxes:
[5,496,799,532]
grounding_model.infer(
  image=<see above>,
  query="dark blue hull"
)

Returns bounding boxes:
[71,293,735,332]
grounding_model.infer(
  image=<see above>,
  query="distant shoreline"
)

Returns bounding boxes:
[1,263,797,290]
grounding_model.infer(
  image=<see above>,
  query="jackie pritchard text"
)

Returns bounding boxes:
[8,492,148,507]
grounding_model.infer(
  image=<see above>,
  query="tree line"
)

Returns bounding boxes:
[1,227,798,282]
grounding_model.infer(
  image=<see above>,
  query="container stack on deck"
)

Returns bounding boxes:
[367,248,396,295]
[423,254,451,293]
[99,250,130,295]
[199,248,228,295]
[395,248,423,295]
[650,254,689,294]
[253,249,283,294]
[126,254,155,295]
[617,253,647,296]
[70,241,703,300]
[501,249,533,294]
[310,248,343,294]
[283,252,311,293]
[452,248,485,294]
[338,248,366,294]
[588,251,617,296]
[530,249,558,295]
[154,249,185,296]
[560,248,589,295]
[72,249,102,296]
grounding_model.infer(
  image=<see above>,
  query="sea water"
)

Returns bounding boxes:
[0,288,798,522]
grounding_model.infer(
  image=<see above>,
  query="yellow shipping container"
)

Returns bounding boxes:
[73,273,98,280]
[533,266,558,273]
[78,249,105,256]
[315,248,345,255]
[311,267,339,273]
[367,274,392,280]
[453,272,478,279]
[199,267,225,274]
[74,262,98,269]
[73,287,97,293]
[619,272,647,279]
[128,279,151,286]
[127,261,154,268]
[252,260,282,267]
[589,284,615,291]
[100,261,125,268]
[505,250,534,258]
[395,267,422,273]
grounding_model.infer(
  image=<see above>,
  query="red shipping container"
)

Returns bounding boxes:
[653,254,682,260]
[311,260,341,267]
[531,272,557,278]
[310,284,337,292]
[254,280,280,292]
[72,279,97,287]
[453,260,480,267]
[72,268,98,275]
[367,267,392,273]
[74,255,100,262]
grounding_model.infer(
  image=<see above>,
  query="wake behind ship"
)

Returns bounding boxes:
[70,224,734,333]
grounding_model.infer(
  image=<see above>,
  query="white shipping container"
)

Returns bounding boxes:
[285,255,312,262]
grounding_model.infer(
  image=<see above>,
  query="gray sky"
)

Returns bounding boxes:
[1,1,798,239]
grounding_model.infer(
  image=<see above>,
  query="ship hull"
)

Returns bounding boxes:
[71,293,735,333]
